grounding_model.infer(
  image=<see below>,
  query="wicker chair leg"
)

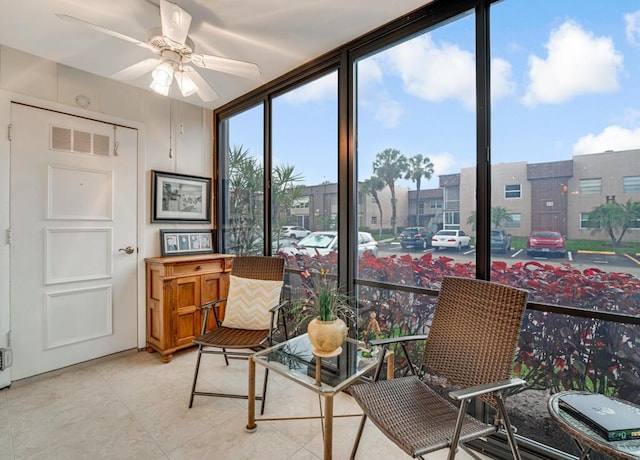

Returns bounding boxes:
[189,344,204,408]
[260,368,269,415]
[349,414,368,459]
[495,394,522,460]
[448,398,470,460]
[222,347,230,366]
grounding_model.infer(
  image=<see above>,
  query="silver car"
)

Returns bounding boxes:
[431,229,471,251]
[280,226,311,239]
[282,231,378,257]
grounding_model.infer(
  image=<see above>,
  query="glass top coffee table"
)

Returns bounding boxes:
[246,333,386,460]
[548,391,640,460]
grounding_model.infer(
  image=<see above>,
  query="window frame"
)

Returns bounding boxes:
[504,184,522,199]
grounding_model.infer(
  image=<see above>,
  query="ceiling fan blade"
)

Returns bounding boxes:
[182,66,219,102]
[112,58,160,80]
[55,13,154,52]
[160,0,192,46]
[191,53,261,79]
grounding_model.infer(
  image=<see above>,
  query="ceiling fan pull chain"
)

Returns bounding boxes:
[112,125,119,157]
[169,101,173,159]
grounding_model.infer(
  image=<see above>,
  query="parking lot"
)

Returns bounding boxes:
[378,241,640,274]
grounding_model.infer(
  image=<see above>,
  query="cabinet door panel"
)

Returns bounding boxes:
[173,276,201,348]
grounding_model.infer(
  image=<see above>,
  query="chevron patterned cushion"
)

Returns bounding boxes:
[221,275,283,330]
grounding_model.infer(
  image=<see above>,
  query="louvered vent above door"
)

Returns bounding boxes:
[50,126,111,156]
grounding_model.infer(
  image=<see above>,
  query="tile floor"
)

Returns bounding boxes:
[0,347,491,460]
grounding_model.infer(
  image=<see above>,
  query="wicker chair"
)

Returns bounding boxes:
[349,276,529,460]
[188,256,287,414]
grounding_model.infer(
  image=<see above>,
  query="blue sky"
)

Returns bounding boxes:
[229,0,640,190]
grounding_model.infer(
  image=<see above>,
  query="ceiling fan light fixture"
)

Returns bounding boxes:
[175,71,198,97]
[149,78,171,96]
[152,61,174,87]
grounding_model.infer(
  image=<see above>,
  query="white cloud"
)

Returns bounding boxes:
[384,35,476,110]
[573,125,640,154]
[428,152,457,176]
[523,21,623,106]
[374,94,404,128]
[357,57,383,86]
[625,10,640,47]
[491,57,516,101]
[280,73,336,104]
[382,34,515,111]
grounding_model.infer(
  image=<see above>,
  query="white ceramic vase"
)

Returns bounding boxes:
[307,317,348,357]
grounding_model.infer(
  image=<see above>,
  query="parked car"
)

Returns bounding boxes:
[431,229,471,251]
[399,227,432,250]
[526,230,566,257]
[280,226,311,239]
[282,231,378,257]
[490,229,512,253]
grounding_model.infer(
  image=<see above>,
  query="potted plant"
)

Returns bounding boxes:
[298,268,354,357]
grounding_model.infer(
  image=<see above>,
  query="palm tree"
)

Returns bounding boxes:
[588,198,640,246]
[404,154,434,226]
[373,148,408,237]
[466,206,514,231]
[361,176,386,237]
[227,145,263,255]
[271,164,305,249]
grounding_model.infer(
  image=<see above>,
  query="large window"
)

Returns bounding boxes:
[271,72,338,265]
[218,1,640,458]
[355,10,476,299]
[220,104,265,256]
[491,0,640,454]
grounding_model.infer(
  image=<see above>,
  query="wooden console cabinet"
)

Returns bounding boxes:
[145,254,234,362]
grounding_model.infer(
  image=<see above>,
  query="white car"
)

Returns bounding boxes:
[431,230,471,250]
[280,226,311,239]
[282,231,378,257]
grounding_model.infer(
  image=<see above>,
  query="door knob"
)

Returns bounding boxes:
[118,246,135,254]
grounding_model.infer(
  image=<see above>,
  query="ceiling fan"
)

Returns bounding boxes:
[56,0,261,102]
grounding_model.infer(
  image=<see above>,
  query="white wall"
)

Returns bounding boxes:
[0,45,213,385]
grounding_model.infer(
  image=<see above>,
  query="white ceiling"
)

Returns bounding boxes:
[0,0,432,110]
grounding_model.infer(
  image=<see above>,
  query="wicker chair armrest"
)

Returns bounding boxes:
[269,300,289,313]
[369,334,428,347]
[197,298,227,311]
[449,377,526,401]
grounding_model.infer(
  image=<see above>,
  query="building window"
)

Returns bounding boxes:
[430,199,443,209]
[504,213,521,228]
[580,212,600,229]
[418,202,425,214]
[629,218,640,229]
[623,176,640,193]
[504,184,521,199]
[579,178,602,195]
[371,216,377,225]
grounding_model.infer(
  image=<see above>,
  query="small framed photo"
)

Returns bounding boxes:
[151,170,212,223]
[160,229,215,256]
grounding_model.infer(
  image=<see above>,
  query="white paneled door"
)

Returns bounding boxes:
[10,103,138,380]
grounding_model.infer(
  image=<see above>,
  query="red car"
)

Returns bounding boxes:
[526,231,566,257]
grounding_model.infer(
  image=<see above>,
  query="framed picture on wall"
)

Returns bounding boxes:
[151,170,211,223]
[160,229,215,256]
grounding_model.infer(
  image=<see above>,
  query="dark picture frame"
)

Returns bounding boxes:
[151,170,211,223]
[160,229,215,256]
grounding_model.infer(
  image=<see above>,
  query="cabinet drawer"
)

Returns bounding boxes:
[172,260,224,276]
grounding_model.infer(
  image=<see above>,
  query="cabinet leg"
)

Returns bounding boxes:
[146,347,156,353]
[161,353,173,363]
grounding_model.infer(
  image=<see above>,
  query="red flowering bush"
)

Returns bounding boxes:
[279,251,640,401]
